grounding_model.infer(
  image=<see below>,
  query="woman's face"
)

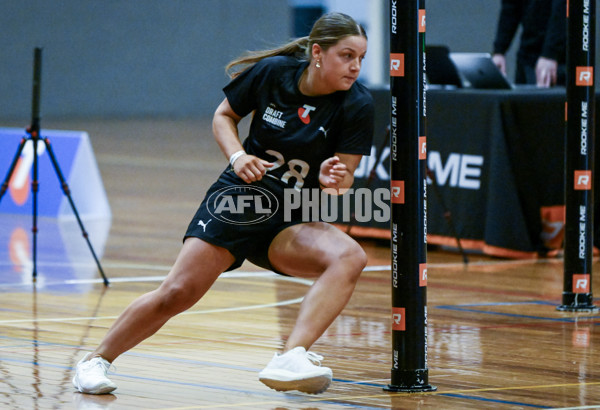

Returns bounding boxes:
[316,35,367,92]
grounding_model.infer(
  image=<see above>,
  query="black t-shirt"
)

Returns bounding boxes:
[223,55,374,190]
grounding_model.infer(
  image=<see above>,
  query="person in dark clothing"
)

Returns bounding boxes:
[492,0,566,87]
[71,12,374,396]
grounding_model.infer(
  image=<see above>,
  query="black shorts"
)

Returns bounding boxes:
[184,169,303,272]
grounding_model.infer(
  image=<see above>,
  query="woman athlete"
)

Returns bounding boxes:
[73,12,374,395]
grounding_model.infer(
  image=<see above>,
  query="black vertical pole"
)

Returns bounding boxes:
[558,0,597,312]
[384,0,435,392]
[30,47,42,282]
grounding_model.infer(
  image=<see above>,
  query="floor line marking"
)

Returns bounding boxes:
[3,254,595,275]
[0,269,313,289]
[0,295,305,325]
[436,304,600,322]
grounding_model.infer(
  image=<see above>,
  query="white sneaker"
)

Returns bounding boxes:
[72,353,117,394]
[258,346,333,394]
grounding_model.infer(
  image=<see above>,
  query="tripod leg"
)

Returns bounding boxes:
[426,167,468,264]
[32,136,40,280]
[0,137,28,203]
[0,137,40,280]
[42,138,110,286]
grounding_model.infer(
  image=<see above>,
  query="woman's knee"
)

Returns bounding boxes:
[327,237,367,279]
[344,240,368,273]
[269,223,368,278]
[155,281,200,315]
[354,244,369,271]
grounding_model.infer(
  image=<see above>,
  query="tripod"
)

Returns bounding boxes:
[0,48,109,286]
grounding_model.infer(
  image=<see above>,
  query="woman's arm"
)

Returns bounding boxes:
[212,98,245,159]
[212,98,272,183]
[319,153,362,195]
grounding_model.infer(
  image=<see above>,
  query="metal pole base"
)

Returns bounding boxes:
[557,293,599,312]
[383,369,437,393]
[384,384,437,393]
[383,384,437,393]
[557,304,599,312]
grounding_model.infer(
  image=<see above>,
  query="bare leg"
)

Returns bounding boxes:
[89,238,235,363]
[267,222,367,352]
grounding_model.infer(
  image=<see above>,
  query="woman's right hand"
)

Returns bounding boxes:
[232,154,273,183]
[492,53,507,76]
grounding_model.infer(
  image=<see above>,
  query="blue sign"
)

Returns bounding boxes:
[0,127,111,219]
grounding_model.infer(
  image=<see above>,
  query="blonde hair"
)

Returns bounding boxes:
[225,12,367,78]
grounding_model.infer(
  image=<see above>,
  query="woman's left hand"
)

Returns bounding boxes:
[319,156,348,189]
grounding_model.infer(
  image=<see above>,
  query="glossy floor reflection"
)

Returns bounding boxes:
[1,252,599,409]
[0,215,110,292]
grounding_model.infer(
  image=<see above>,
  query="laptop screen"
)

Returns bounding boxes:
[425,45,463,88]
[449,52,513,90]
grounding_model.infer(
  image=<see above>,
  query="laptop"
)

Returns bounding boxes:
[449,52,513,90]
[425,45,463,88]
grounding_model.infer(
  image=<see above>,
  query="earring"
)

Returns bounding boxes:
[315,60,321,68]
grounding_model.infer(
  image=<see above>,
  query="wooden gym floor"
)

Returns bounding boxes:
[0,117,599,409]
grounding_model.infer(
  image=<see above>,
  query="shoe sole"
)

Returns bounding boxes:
[259,374,332,394]
[72,377,117,395]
